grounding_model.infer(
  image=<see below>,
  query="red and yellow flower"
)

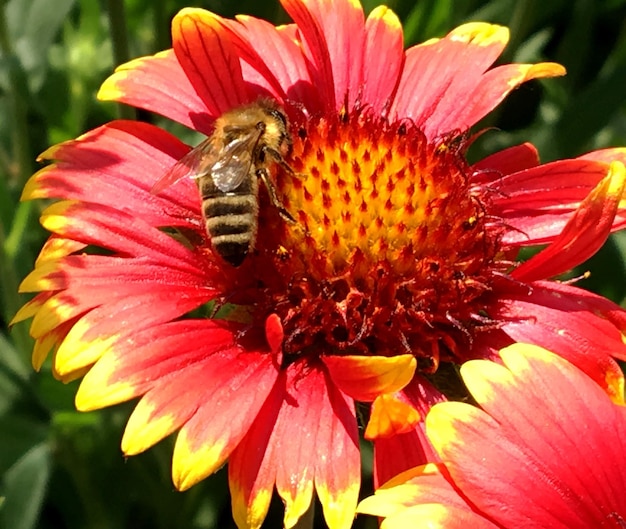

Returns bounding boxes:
[13,0,626,528]
[358,343,626,528]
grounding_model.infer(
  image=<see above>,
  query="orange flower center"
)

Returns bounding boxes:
[227,109,506,369]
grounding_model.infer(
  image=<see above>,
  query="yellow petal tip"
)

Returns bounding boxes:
[368,5,402,32]
[449,22,509,47]
[97,75,125,102]
[172,430,227,491]
[74,355,134,411]
[122,401,178,456]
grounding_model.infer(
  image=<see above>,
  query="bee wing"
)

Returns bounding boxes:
[151,137,219,195]
[211,128,263,192]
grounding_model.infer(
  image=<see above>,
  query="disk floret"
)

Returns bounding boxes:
[259,109,506,367]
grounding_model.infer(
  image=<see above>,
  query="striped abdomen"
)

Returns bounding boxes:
[199,174,259,267]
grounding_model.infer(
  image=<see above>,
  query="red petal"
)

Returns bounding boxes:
[25,121,200,229]
[578,152,626,231]
[380,505,497,529]
[472,142,539,180]
[229,372,284,529]
[271,2,405,114]
[76,320,242,407]
[512,162,626,281]
[492,158,613,246]
[359,464,497,528]
[21,254,206,307]
[361,6,404,112]
[281,0,366,111]
[55,288,214,376]
[497,281,626,402]
[314,369,360,529]
[539,280,626,333]
[171,349,279,490]
[222,17,323,114]
[97,50,213,134]
[579,147,626,166]
[271,365,331,527]
[172,8,250,116]
[391,23,509,139]
[37,202,202,268]
[21,256,210,345]
[427,345,626,528]
[373,429,432,489]
[20,192,213,362]
[229,362,359,529]
[432,62,564,135]
[299,0,365,111]
[372,376,444,487]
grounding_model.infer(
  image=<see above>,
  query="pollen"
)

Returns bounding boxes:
[253,108,506,367]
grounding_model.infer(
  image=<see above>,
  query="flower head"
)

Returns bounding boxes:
[358,343,626,528]
[13,0,626,528]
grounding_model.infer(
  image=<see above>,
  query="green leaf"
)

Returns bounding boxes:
[5,0,78,91]
[0,415,48,476]
[0,441,51,529]
[0,334,32,414]
[401,0,455,45]
[553,63,626,157]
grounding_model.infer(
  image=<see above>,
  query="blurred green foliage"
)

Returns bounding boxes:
[1,0,626,528]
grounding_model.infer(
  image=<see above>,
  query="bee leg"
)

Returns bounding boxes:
[263,146,298,177]
[257,168,296,223]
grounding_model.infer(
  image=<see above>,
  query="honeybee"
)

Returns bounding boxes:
[152,99,296,266]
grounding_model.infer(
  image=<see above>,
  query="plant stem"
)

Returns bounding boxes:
[153,0,169,53]
[0,211,33,355]
[0,1,35,356]
[0,0,33,183]
[106,0,136,120]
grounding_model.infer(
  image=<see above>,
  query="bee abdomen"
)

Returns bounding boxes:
[202,195,258,267]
